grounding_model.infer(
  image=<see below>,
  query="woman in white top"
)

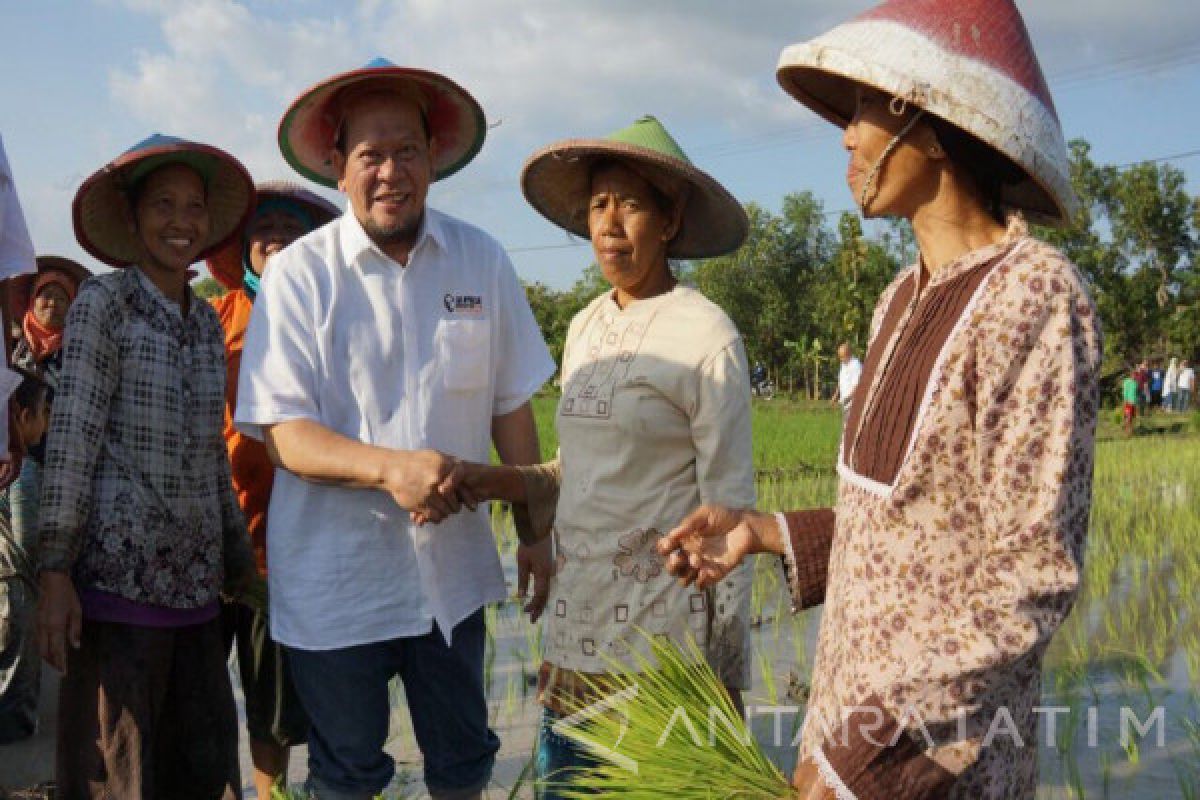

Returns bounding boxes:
[1164,357,1179,411]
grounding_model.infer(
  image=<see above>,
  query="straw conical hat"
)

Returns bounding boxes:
[7,256,92,321]
[521,116,748,259]
[73,134,255,268]
[278,57,486,188]
[777,0,1076,225]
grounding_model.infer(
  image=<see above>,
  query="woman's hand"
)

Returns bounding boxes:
[36,570,81,674]
[657,505,781,589]
[516,536,555,623]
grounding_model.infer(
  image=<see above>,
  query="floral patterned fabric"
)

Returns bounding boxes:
[38,268,251,609]
[789,221,1102,799]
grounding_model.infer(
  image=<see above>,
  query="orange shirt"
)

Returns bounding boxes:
[212,289,273,577]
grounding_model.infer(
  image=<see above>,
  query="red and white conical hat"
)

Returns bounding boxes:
[777,0,1076,226]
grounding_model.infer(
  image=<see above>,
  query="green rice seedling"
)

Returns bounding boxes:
[503,667,521,724]
[755,647,779,707]
[548,633,794,799]
[484,604,499,695]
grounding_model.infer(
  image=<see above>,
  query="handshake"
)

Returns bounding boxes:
[382,449,522,527]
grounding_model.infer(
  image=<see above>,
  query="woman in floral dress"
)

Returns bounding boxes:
[659,1,1101,798]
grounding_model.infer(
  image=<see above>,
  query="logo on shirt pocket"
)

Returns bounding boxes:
[443,293,484,315]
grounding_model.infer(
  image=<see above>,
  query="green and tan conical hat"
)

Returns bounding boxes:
[520,116,748,259]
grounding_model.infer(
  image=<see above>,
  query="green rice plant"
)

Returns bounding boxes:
[498,401,1200,795]
[547,633,793,799]
[755,647,779,707]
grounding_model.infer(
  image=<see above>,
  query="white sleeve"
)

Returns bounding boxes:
[234,255,322,441]
[0,136,37,281]
[491,252,555,416]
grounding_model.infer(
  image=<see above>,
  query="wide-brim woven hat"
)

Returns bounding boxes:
[7,256,92,322]
[278,57,486,188]
[205,181,341,290]
[776,0,1076,226]
[73,134,255,268]
[521,116,748,259]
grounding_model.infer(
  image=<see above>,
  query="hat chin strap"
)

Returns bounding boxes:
[859,109,926,213]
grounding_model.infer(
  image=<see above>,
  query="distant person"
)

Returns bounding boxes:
[0,368,51,742]
[832,342,862,416]
[1,257,91,730]
[1149,361,1164,409]
[1177,360,1194,412]
[1163,357,1179,412]
[1133,360,1149,417]
[751,360,767,387]
[1123,370,1140,436]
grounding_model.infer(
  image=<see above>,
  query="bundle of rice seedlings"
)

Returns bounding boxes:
[549,633,796,799]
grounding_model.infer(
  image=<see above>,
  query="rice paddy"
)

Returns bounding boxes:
[382,397,1200,798]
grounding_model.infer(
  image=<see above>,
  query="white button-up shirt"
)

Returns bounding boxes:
[838,356,863,408]
[235,207,555,650]
[0,134,36,281]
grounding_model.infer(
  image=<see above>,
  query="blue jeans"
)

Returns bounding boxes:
[535,707,600,799]
[1178,388,1192,412]
[288,609,499,799]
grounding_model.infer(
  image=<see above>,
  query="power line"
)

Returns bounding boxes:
[1117,148,1200,169]
[503,145,1200,256]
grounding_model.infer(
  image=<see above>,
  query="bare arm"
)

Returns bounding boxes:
[491,401,540,467]
[448,403,546,505]
[264,418,461,521]
[489,401,556,621]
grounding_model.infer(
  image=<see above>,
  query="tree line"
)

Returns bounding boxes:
[522,139,1199,398]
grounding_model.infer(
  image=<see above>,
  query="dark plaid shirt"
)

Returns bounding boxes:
[38,268,250,608]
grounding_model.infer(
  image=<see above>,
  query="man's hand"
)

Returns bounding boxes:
[36,571,81,674]
[516,536,554,623]
[381,449,462,525]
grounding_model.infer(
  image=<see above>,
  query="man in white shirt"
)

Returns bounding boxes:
[1178,359,1195,412]
[236,59,555,800]
[833,342,862,415]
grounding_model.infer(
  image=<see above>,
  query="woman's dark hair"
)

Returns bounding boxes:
[928,117,1026,224]
[123,161,209,213]
[587,158,677,216]
[10,366,50,414]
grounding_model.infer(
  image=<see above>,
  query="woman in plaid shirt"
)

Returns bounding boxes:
[35,135,256,799]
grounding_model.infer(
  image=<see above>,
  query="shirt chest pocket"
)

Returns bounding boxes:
[436,319,491,393]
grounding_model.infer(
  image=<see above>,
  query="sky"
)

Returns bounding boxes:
[4,0,1200,290]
